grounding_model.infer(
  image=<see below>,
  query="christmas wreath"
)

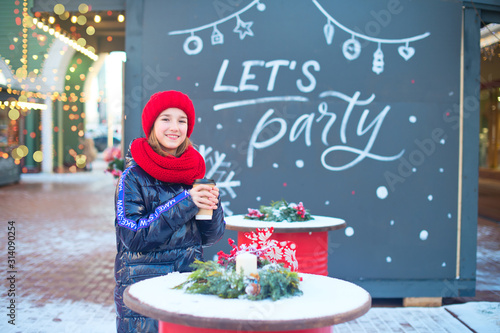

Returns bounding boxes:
[244,200,313,222]
[105,158,124,179]
[104,147,124,179]
[174,228,302,301]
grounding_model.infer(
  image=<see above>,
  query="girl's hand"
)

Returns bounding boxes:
[190,185,219,210]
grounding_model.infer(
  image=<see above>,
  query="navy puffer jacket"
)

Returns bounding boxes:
[114,155,225,333]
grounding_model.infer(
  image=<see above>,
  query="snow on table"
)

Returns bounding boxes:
[224,214,346,232]
[126,272,370,329]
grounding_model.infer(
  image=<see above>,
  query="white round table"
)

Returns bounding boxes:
[124,272,371,333]
[224,215,346,233]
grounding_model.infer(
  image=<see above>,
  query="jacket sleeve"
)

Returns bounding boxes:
[115,167,199,252]
[196,198,225,247]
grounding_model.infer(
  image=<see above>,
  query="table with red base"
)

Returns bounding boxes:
[224,215,346,276]
[124,272,371,333]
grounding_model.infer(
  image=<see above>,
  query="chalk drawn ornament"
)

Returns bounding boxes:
[372,46,384,75]
[183,34,203,55]
[323,20,335,45]
[198,145,241,216]
[398,45,416,61]
[342,38,361,60]
[211,26,224,45]
[233,16,254,40]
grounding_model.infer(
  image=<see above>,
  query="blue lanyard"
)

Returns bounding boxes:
[116,166,191,231]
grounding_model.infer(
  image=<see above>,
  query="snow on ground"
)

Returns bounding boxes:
[3,296,499,333]
[445,302,500,333]
[335,306,472,333]
[1,296,115,333]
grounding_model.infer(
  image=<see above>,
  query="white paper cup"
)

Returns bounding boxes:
[192,178,216,220]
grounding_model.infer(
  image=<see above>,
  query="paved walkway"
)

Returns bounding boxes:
[1,159,117,333]
[0,156,498,332]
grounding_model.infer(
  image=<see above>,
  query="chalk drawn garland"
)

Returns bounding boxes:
[313,0,431,74]
[168,0,430,65]
[168,0,266,55]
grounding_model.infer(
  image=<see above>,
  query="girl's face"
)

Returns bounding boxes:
[153,108,188,155]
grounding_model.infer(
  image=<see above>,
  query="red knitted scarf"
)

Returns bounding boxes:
[130,138,205,185]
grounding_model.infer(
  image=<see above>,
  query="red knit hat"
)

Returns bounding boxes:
[142,90,195,138]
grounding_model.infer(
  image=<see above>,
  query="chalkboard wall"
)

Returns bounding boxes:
[127,0,472,297]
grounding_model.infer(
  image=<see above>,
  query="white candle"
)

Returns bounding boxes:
[235,252,257,275]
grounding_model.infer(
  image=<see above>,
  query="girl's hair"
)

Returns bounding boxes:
[148,129,192,157]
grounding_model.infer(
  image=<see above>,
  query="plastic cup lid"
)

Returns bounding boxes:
[193,178,216,185]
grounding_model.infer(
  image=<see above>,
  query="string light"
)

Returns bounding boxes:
[53,4,65,15]
[20,0,29,80]
[31,16,98,61]
[78,3,89,14]
[77,15,87,25]
[59,11,70,20]
[17,101,47,110]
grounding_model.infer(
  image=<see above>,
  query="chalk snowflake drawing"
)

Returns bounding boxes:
[198,145,241,216]
[312,0,431,75]
[168,0,266,55]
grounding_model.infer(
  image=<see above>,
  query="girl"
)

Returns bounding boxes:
[114,90,225,332]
